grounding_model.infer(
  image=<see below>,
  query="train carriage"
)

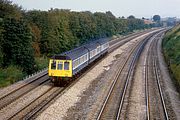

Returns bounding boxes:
[48,38,109,85]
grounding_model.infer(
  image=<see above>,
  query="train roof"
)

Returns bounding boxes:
[51,55,71,60]
[52,37,110,60]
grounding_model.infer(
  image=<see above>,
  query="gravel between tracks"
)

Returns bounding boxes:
[0,81,52,120]
[36,33,151,120]
[125,35,154,120]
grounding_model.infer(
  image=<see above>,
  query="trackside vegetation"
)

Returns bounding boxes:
[0,0,154,87]
[162,25,180,90]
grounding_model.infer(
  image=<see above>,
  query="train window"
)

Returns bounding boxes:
[57,62,63,70]
[93,50,95,56]
[85,55,87,60]
[97,47,100,53]
[78,59,80,65]
[80,57,82,63]
[90,51,92,58]
[76,60,78,67]
[64,62,69,70]
[83,56,85,61]
[51,61,56,70]
[81,56,83,63]
[73,60,76,68]
[73,61,75,68]
[81,57,83,63]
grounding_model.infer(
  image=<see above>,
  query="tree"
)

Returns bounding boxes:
[0,18,4,67]
[128,15,135,19]
[106,11,116,19]
[2,18,36,74]
[0,0,22,19]
[153,15,161,22]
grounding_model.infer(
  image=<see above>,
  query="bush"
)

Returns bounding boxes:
[0,65,23,87]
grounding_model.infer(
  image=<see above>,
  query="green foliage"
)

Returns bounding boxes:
[128,15,135,19]
[153,15,161,22]
[0,0,22,19]
[0,65,23,87]
[0,18,4,67]
[127,18,145,32]
[25,9,148,56]
[0,1,153,87]
[35,57,49,70]
[163,25,180,88]
[2,18,36,74]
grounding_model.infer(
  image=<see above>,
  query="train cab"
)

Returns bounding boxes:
[48,55,73,82]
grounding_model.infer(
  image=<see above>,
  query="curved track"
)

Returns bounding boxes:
[96,31,159,120]
[0,29,160,119]
[0,73,49,110]
[145,31,169,120]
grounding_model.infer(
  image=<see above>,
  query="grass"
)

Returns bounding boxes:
[163,25,180,90]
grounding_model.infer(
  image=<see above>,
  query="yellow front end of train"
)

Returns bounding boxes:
[48,59,72,77]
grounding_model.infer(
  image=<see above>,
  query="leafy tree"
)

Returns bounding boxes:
[0,0,22,19]
[128,15,135,19]
[0,18,3,67]
[0,1,155,87]
[30,23,41,57]
[106,11,116,19]
[25,10,49,54]
[2,18,36,74]
[153,15,161,22]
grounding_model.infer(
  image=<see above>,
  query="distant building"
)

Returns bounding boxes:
[161,17,178,26]
[143,19,155,24]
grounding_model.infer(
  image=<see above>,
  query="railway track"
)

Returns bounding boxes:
[0,29,160,119]
[0,29,152,109]
[96,30,161,120]
[10,86,63,120]
[145,31,169,120]
[19,31,153,119]
[0,73,49,110]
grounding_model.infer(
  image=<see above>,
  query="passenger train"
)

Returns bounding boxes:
[48,38,109,85]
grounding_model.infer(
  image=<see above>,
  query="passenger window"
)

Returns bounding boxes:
[51,61,56,70]
[58,62,63,70]
[64,62,69,70]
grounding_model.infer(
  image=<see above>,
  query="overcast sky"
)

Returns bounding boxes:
[12,0,180,18]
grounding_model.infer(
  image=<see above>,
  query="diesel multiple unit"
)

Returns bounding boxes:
[48,38,109,84]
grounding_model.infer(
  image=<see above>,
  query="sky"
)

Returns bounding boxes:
[12,0,180,18]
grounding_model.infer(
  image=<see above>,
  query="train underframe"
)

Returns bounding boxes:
[50,76,72,86]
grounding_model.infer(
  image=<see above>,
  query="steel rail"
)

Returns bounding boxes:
[153,37,169,120]
[0,29,158,120]
[145,30,169,120]
[0,29,152,105]
[0,76,49,110]
[144,33,159,120]
[96,30,159,120]
[26,30,159,120]
[116,32,154,120]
